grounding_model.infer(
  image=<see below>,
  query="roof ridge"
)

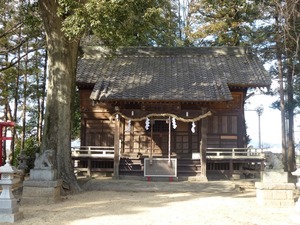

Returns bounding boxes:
[80,46,249,59]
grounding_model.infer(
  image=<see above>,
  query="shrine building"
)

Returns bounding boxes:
[74,46,271,180]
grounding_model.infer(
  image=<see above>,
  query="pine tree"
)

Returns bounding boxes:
[186,0,262,46]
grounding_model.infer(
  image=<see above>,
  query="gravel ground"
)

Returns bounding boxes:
[2,178,300,225]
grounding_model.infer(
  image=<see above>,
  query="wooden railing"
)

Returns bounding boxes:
[71,146,114,158]
[71,146,264,160]
[70,146,265,177]
[206,148,265,159]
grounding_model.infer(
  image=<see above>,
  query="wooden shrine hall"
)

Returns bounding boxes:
[74,46,272,180]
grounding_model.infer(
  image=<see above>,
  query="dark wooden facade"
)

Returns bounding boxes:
[78,89,248,178]
[76,47,271,179]
[80,91,245,150]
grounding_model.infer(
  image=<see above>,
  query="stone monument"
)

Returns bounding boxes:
[0,159,23,223]
[255,152,295,207]
[22,149,62,204]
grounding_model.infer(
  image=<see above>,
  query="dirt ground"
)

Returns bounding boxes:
[2,178,300,225]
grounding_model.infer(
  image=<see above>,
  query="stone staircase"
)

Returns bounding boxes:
[119,158,201,177]
[177,158,201,177]
[119,158,144,176]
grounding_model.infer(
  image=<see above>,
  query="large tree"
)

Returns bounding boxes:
[185,0,262,46]
[279,0,300,171]
[37,0,177,193]
[259,0,300,172]
[0,0,45,163]
[38,0,80,192]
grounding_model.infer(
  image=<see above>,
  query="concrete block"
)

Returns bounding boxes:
[21,187,61,205]
[255,181,295,207]
[255,182,295,190]
[0,199,18,212]
[0,212,23,223]
[256,188,294,200]
[272,190,294,200]
[256,189,272,199]
[29,169,58,181]
[257,198,295,207]
[0,208,19,214]
[22,186,60,198]
[262,171,288,183]
[22,178,62,205]
[22,196,61,204]
[23,179,62,188]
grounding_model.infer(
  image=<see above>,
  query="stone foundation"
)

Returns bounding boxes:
[29,169,58,181]
[262,171,288,183]
[0,198,23,223]
[21,168,62,204]
[255,171,296,207]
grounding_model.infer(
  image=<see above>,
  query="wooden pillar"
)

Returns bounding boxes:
[81,116,86,146]
[229,159,233,179]
[113,115,120,178]
[150,119,153,164]
[87,158,91,177]
[200,110,208,181]
[260,159,264,179]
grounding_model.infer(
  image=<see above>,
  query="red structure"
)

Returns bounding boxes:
[0,121,15,166]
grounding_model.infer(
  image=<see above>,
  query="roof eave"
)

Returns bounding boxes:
[91,98,233,104]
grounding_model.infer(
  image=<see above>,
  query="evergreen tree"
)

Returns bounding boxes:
[0,0,45,164]
[256,0,300,171]
[187,0,262,46]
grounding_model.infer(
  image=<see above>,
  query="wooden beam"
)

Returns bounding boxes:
[113,115,120,178]
[200,109,208,181]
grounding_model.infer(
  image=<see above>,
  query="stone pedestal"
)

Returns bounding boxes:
[0,160,23,223]
[262,171,288,183]
[22,168,62,204]
[29,168,58,180]
[255,171,295,207]
[0,197,24,223]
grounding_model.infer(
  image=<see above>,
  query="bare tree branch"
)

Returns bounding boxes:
[0,22,23,39]
[0,44,45,72]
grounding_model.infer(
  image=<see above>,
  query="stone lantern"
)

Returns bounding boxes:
[17,150,28,182]
[17,150,28,171]
[0,159,23,223]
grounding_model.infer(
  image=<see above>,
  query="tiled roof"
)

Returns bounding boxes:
[76,47,271,102]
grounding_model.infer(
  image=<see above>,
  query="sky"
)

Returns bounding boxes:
[245,90,300,152]
[245,93,281,148]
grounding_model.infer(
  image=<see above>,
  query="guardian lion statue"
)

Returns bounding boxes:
[34,149,54,169]
[265,151,284,170]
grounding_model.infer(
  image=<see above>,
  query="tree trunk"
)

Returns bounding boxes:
[21,43,28,150]
[285,0,298,172]
[38,0,81,193]
[275,14,287,171]
[38,51,47,145]
[286,59,296,172]
[11,29,22,162]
